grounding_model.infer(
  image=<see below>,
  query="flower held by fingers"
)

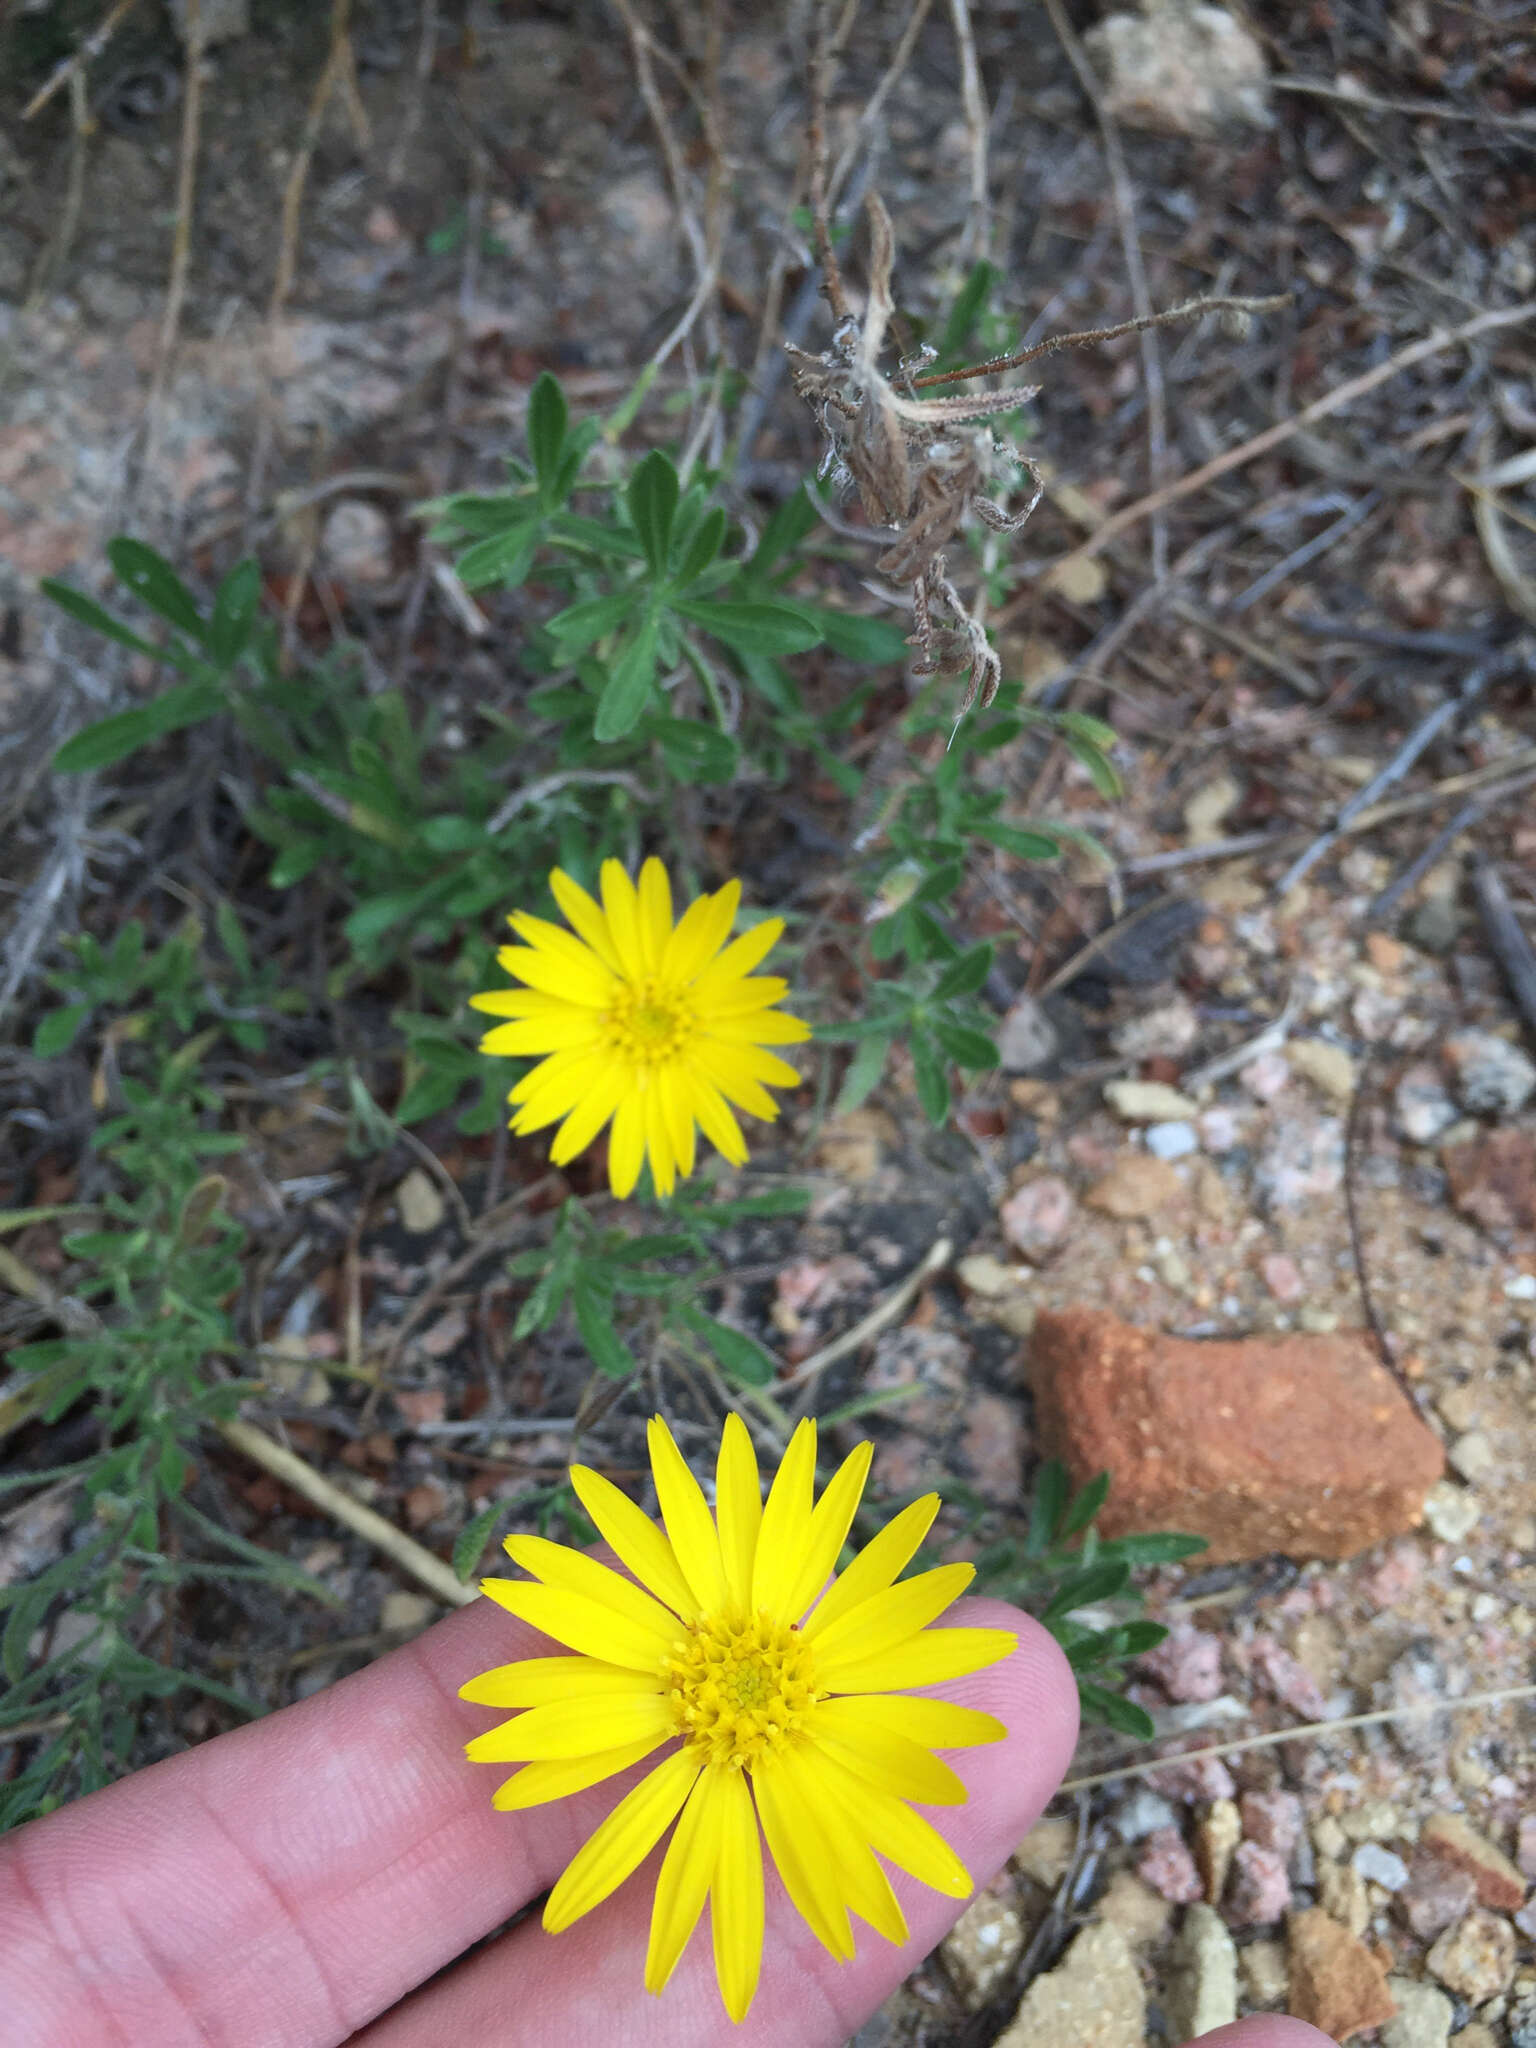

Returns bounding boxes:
[472,859,809,1198]
[460,1413,1016,2023]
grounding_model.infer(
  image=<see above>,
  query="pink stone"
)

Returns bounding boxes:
[1261,1253,1305,1303]
[1363,1539,1423,1611]
[1136,1622,1225,1703]
[1138,1825,1204,1904]
[1517,1813,1536,1881]
[1239,1789,1304,1857]
[1148,1753,1237,1802]
[1241,1050,1292,1102]
[1225,1840,1291,1926]
[1395,1853,1478,1941]
[1000,1176,1077,1259]
[958,1392,1026,1504]
[1249,1635,1329,1721]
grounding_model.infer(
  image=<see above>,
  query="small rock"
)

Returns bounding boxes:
[1166,1902,1238,2038]
[1240,1938,1289,2007]
[1029,1310,1444,1562]
[1312,1815,1348,1862]
[395,1167,446,1235]
[1182,773,1243,845]
[1381,1976,1454,2048]
[1084,0,1272,139]
[1198,1106,1243,1153]
[1149,1753,1237,1803]
[942,1885,1025,2005]
[1197,1797,1242,1903]
[1445,1030,1536,1117]
[1288,1905,1399,2040]
[998,995,1061,1073]
[380,1589,435,1633]
[995,1921,1144,2048]
[1378,1639,1458,1764]
[1512,1990,1536,2048]
[1354,1843,1411,1892]
[1400,1867,1482,1941]
[1420,1814,1529,1912]
[1250,1635,1329,1721]
[1450,2027,1500,2048]
[1443,1127,1536,1232]
[1286,1038,1357,1103]
[1109,1786,1181,1842]
[1093,1868,1172,1948]
[1410,893,1460,955]
[1139,1824,1205,1903]
[1426,1909,1517,2003]
[1340,1800,1403,1844]
[957,1253,1038,1339]
[1320,1858,1373,1937]
[170,0,249,42]
[1087,1151,1186,1219]
[321,498,395,585]
[1395,1063,1460,1144]
[866,1325,969,1431]
[1105,1078,1201,1123]
[1112,995,1201,1064]
[1241,1049,1291,1101]
[1137,1622,1224,1703]
[1422,1481,1481,1544]
[1147,1120,1199,1159]
[1447,1429,1496,1483]
[1000,1176,1076,1259]
[959,1392,1026,1504]
[1253,1115,1345,1213]
[1518,1814,1536,1881]
[1240,1790,1304,1858]
[1013,1814,1076,1890]
[1504,1271,1536,1301]
[1225,1840,1291,1926]
[1261,1253,1306,1303]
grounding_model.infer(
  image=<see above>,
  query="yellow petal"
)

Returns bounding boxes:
[608,1092,646,1198]
[708,1008,812,1044]
[549,1065,628,1164]
[549,867,624,974]
[643,1085,675,1199]
[492,1733,666,1811]
[479,1016,599,1057]
[686,1070,750,1165]
[645,1764,722,1996]
[658,1063,697,1182]
[648,1416,730,1612]
[711,1759,764,2022]
[819,1625,1017,1694]
[803,1494,939,1639]
[807,1699,968,1806]
[691,917,784,996]
[543,1749,700,1933]
[496,944,616,1008]
[663,880,740,984]
[820,1692,1007,1753]
[715,1412,762,1612]
[465,1691,672,1762]
[469,988,581,1019]
[599,860,646,982]
[752,1754,854,1961]
[508,911,612,980]
[637,857,674,971]
[689,1039,782,1121]
[459,1655,661,1709]
[509,1049,610,1129]
[812,1562,976,1674]
[502,1532,682,1642]
[751,1417,817,1615]
[777,1439,873,1625]
[814,1748,974,1898]
[477,1579,676,1670]
[779,1742,908,1945]
[568,1463,699,1621]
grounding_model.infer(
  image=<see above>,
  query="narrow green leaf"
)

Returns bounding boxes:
[32,1003,91,1058]
[834,1032,892,1115]
[678,1304,778,1388]
[456,522,539,589]
[1103,1531,1208,1566]
[1027,1460,1069,1556]
[908,1029,950,1124]
[747,485,819,574]
[1059,1470,1111,1538]
[107,537,207,640]
[938,259,998,360]
[573,1276,637,1379]
[643,714,738,785]
[545,592,637,651]
[627,450,680,577]
[593,611,660,741]
[672,505,727,588]
[53,682,223,773]
[1063,733,1124,800]
[975,820,1061,861]
[527,371,568,491]
[933,944,994,1002]
[38,580,161,661]
[208,559,262,666]
[805,608,912,665]
[929,1017,998,1069]
[673,599,821,656]
[1076,1682,1156,1740]
[453,1502,504,1581]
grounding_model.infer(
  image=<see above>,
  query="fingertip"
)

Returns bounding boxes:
[1196,2023,1335,2048]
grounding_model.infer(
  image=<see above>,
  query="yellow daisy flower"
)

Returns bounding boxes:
[461,1413,1015,2024]
[471,858,810,1199]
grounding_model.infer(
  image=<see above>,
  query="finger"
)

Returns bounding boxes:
[1195,2026,1334,2048]
[3,1594,633,2048]
[354,1601,1078,2047]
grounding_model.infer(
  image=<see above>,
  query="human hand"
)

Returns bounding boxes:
[2,1594,1331,2046]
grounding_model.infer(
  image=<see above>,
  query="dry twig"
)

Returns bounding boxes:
[20,0,141,121]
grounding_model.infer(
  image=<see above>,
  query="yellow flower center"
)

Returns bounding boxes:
[604,978,695,1066]
[665,1612,822,1769]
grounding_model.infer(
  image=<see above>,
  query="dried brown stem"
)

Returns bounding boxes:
[911,293,1291,387]
[21,0,141,121]
[809,1,852,326]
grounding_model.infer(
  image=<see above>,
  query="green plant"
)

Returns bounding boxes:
[974,1461,1207,1738]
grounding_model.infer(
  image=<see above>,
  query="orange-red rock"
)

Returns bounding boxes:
[1420,1813,1528,1912]
[1287,1907,1399,2040]
[1028,1309,1444,1562]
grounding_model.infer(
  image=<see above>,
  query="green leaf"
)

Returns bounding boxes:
[53,682,224,773]
[1059,1470,1111,1538]
[214,899,252,979]
[1063,733,1123,800]
[747,486,819,574]
[268,835,323,889]
[974,821,1061,861]
[453,1502,503,1582]
[627,450,680,578]
[1027,1460,1069,1555]
[208,559,262,667]
[32,1003,91,1058]
[643,714,738,784]
[908,1029,950,1124]
[677,1304,778,1387]
[573,1275,638,1379]
[672,505,727,588]
[527,372,568,491]
[38,580,162,662]
[938,259,999,360]
[804,608,912,665]
[1103,1530,1208,1566]
[933,944,994,1002]
[394,1068,465,1125]
[1042,1560,1132,1620]
[673,600,821,656]
[457,522,538,589]
[1076,1682,1156,1740]
[929,1017,998,1069]
[1110,1619,1169,1658]
[835,1032,892,1115]
[545,592,637,651]
[107,537,207,641]
[594,611,660,741]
